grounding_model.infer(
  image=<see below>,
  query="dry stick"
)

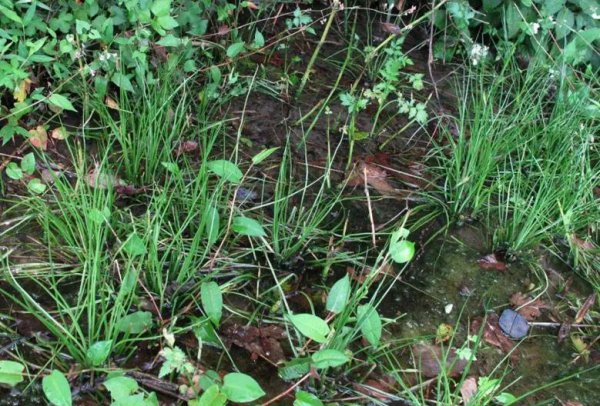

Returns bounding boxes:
[529,322,600,329]
[261,372,312,406]
[363,166,377,248]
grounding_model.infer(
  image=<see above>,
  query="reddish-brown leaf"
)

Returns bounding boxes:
[509,292,549,321]
[460,376,478,404]
[412,343,467,378]
[222,324,286,364]
[176,140,199,156]
[346,161,397,195]
[472,314,515,356]
[570,235,596,251]
[575,294,596,324]
[28,126,48,150]
[477,253,507,271]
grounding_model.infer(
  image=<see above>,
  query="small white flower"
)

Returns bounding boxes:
[444,304,453,314]
[530,22,540,35]
[470,43,489,66]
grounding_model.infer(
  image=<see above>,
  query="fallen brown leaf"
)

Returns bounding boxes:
[575,294,596,324]
[472,314,515,356]
[222,324,286,364]
[105,96,119,110]
[460,376,478,404]
[570,235,596,251]
[477,253,507,271]
[510,292,549,321]
[176,140,199,156]
[346,161,397,196]
[352,375,397,401]
[412,343,467,378]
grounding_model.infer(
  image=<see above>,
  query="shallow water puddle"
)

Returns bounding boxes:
[382,225,599,404]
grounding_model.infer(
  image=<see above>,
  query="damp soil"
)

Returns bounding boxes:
[1,11,598,406]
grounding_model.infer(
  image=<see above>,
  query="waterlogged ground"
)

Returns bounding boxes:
[382,225,600,404]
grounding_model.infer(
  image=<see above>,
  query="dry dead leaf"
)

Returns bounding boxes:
[460,376,478,404]
[472,314,516,356]
[477,253,507,271]
[575,294,596,324]
[51,127,68,140]
[352,376,397,402]
[412,343,467,378]
[105,96,119,110]
[85,167,127,189]
[570,235,596,251]
[347,161,398,196]
[222,324,286,364]
[176,140,199,156]
[28,126,48,150]
[510,292,548,321]
[14,78,32,103]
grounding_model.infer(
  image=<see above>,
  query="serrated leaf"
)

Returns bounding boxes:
[201,282,223,326]
[117,311,153,334]
[207,160,243,184]
[0,361,25,387]
[311,349,349,369]
[222,373,265,403]
[326,274,351,314]
[151,0,171,16]
[278,357,311,381]
[20,153,35,175]
[356,304,382,347]
[232,216,266,237]
[86,341,112,367]
[48,94,76,112]
[287,313,330,343]
[42,370,72,406]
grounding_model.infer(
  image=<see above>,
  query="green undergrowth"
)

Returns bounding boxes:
[425,54,599,288]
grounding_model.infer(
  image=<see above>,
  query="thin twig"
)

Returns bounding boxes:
[261,373,311,406]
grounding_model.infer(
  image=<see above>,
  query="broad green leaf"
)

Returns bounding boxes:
[221,373,265,403]
[88,207,110,225]
[157,15,179,30]
[20,153,35,175]
[0,360,25,387]
[161,161,180,174]
[389,240,415,264]
[193,317,222,348]
[278,357,311,381]
[326,274,351,314]
[42,370,72,406]
[253,30,265,48]
[207,160,243,184]
[201,281,223,326]
[48,94,76,112]
[151,0,171,16]
[111,73,134,92]
[117,311,153,334]
[226,42,246,58]
[191,384,227,406]
[356,304,382,347]
[287,313,330,343]
[122,232,147,256]
[86,340,112,367]
[27,178,47,194]
[294,390,324,406]
[251,147,279,165]
[555,8,574,40]
[232,216,266,237]
[311,349,349,369]
[103,376,139,399]
[6,162,23,180]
